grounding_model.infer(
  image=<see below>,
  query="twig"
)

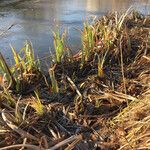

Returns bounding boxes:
[120,35,127,95]
[0,144,44,150]
[66,76,82,98]
[48,134,82,150]
[143,55,150,62]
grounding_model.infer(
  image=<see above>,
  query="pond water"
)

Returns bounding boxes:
[0,0,150,61]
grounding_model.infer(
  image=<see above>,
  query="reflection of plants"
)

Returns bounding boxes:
[0,42,41,93]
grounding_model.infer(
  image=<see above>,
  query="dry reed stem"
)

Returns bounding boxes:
[1,109,38,141]
[143,56,150,62]
[48,134,82,150]
[66,76,82,98]
[0,144,45,150]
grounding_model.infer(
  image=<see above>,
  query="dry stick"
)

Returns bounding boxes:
[0,129,10,133]
[105,91,137,102]
[0,144,45,150]
[66,76,82,98]
[143,55,150,62]
[48,134,82,150]
[120,35,127,95]
[1,109,38,141]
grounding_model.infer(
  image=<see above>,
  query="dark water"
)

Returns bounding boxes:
[0,0,150,61]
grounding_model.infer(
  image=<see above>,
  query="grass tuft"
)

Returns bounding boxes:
[81,21,95,66]
[31,90,44,115]
[0,42,41,94]
[53,29,66,63]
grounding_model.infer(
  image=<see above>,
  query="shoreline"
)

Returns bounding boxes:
[0,11,150,150]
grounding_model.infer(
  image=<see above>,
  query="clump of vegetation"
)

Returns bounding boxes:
[81,21,95,65]
[0,11,150,150]
[31,90,44,115]
[0,42,41,94]
[53,29,66,63]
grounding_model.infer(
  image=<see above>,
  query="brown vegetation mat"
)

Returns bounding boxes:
[0,12,150,150]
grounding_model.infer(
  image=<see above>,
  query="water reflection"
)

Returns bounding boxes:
[0,0,150,60]
[86,0,150,13]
